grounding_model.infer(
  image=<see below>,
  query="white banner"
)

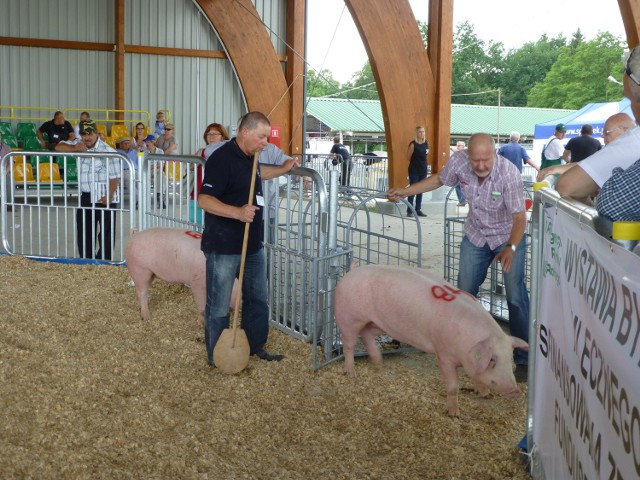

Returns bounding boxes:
[533,205,640,479]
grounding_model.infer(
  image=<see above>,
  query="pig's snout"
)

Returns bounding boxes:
[505,387,520,399]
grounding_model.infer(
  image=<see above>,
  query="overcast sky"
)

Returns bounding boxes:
[306,0,627,83]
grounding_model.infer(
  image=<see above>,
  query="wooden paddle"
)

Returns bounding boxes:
[213,152,260,374]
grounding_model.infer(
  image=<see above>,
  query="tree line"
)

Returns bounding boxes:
[307,21,626,109]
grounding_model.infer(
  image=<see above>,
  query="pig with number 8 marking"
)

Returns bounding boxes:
[334,264,528,416]
[125,228,239,327]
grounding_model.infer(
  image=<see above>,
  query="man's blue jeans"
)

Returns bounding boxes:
[457,236,530,365]
[204,249,269,365]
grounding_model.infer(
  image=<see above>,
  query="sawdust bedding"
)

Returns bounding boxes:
[0,255,530,479]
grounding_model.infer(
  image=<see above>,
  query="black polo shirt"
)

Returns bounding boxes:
[200,139,264,255]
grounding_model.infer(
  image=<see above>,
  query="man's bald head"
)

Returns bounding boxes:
[467,133,496,178]
[602,112,635,144]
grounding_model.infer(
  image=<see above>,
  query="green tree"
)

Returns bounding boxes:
[341,62,379,100]
[451,21,500,105]
[306,68,341,98]
[527,32,625,109]
[498,34,567,106]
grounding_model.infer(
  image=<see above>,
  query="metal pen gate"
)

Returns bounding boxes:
[1,150,134,263]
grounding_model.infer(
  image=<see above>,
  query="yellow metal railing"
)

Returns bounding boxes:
[1,105,171,126]
[0,105,60,123]
[63,107,151,126]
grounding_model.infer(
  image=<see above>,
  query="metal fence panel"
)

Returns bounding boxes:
[2,150,134,263]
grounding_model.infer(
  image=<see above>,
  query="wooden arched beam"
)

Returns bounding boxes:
[195,0,291,149]
[345,0,452,188]
[620,0,640,48]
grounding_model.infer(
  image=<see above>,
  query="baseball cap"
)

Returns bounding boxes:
[80,120,97,134]
[144,134,156,142]
[116,136,131,144]
[555,123,567,133]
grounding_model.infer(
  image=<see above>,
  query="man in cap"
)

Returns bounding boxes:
[540,123,566,170]
[556,47,640,201]
[76,120,121,260]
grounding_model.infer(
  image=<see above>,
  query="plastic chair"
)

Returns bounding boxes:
[164,161,183,181]
[96,124,108,136]
[104,136,117,149]
[38,162,63,182]
[23,136,44,150]
[110,124,129,139]
[3,135,19,148]
[61,157,78,183]
[16,122,37,140]
[13,162,35,183]
[0,121,12,137]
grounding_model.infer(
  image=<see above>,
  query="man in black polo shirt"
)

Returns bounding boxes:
[37,111,74,150]
[199,111,296,367]
[562,124,602,163]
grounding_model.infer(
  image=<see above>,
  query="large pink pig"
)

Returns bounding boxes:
[333,264,528,416]
[125,228,238,326]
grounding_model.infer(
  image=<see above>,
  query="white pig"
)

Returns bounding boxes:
[333,264,528,416]
[125,228,239,326]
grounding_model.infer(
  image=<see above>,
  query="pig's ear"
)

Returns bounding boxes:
[467,338,493,374]
[510,336,528,351]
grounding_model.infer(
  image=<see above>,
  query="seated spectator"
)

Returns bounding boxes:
[537,113,634,183]
[142,135,163,154]
[73,111,91,141]
[37,111,74,150]
[596,158,640,221]
[133,122,147,151]
[154,111,166,137]
[556,46,640,201]
[155,123,178,155]
[116,137,139,205]
[562,124,601,163]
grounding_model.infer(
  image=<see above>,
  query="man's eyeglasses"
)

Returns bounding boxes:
[602,126,622,137]
[626,50,640,86]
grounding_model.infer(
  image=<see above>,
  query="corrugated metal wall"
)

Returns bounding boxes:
[0,0,288,154]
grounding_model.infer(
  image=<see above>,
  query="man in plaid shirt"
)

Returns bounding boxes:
[389,132,530,380]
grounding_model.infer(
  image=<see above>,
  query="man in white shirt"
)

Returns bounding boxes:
[557,46,640,201]
[76,120,121,261]
[540,123,566,169]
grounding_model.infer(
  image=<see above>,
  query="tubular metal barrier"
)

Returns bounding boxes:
[297,153,388,192]
[527,188,640,479]
[138,153,205,232]
[1,150,134,263]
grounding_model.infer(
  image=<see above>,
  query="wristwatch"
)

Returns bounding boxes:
[506,243,516,253]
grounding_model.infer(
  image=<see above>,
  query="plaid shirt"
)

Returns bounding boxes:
[79,138,120,194]
[596,158,640,221]
[440,150,525,249]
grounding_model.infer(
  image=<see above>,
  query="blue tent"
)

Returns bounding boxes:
[534,98,632,140]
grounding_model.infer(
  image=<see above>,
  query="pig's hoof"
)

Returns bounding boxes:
[446,409,460,418]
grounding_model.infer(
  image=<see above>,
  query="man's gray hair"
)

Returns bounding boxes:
[238,111,270,132]
[510,131,520,142]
